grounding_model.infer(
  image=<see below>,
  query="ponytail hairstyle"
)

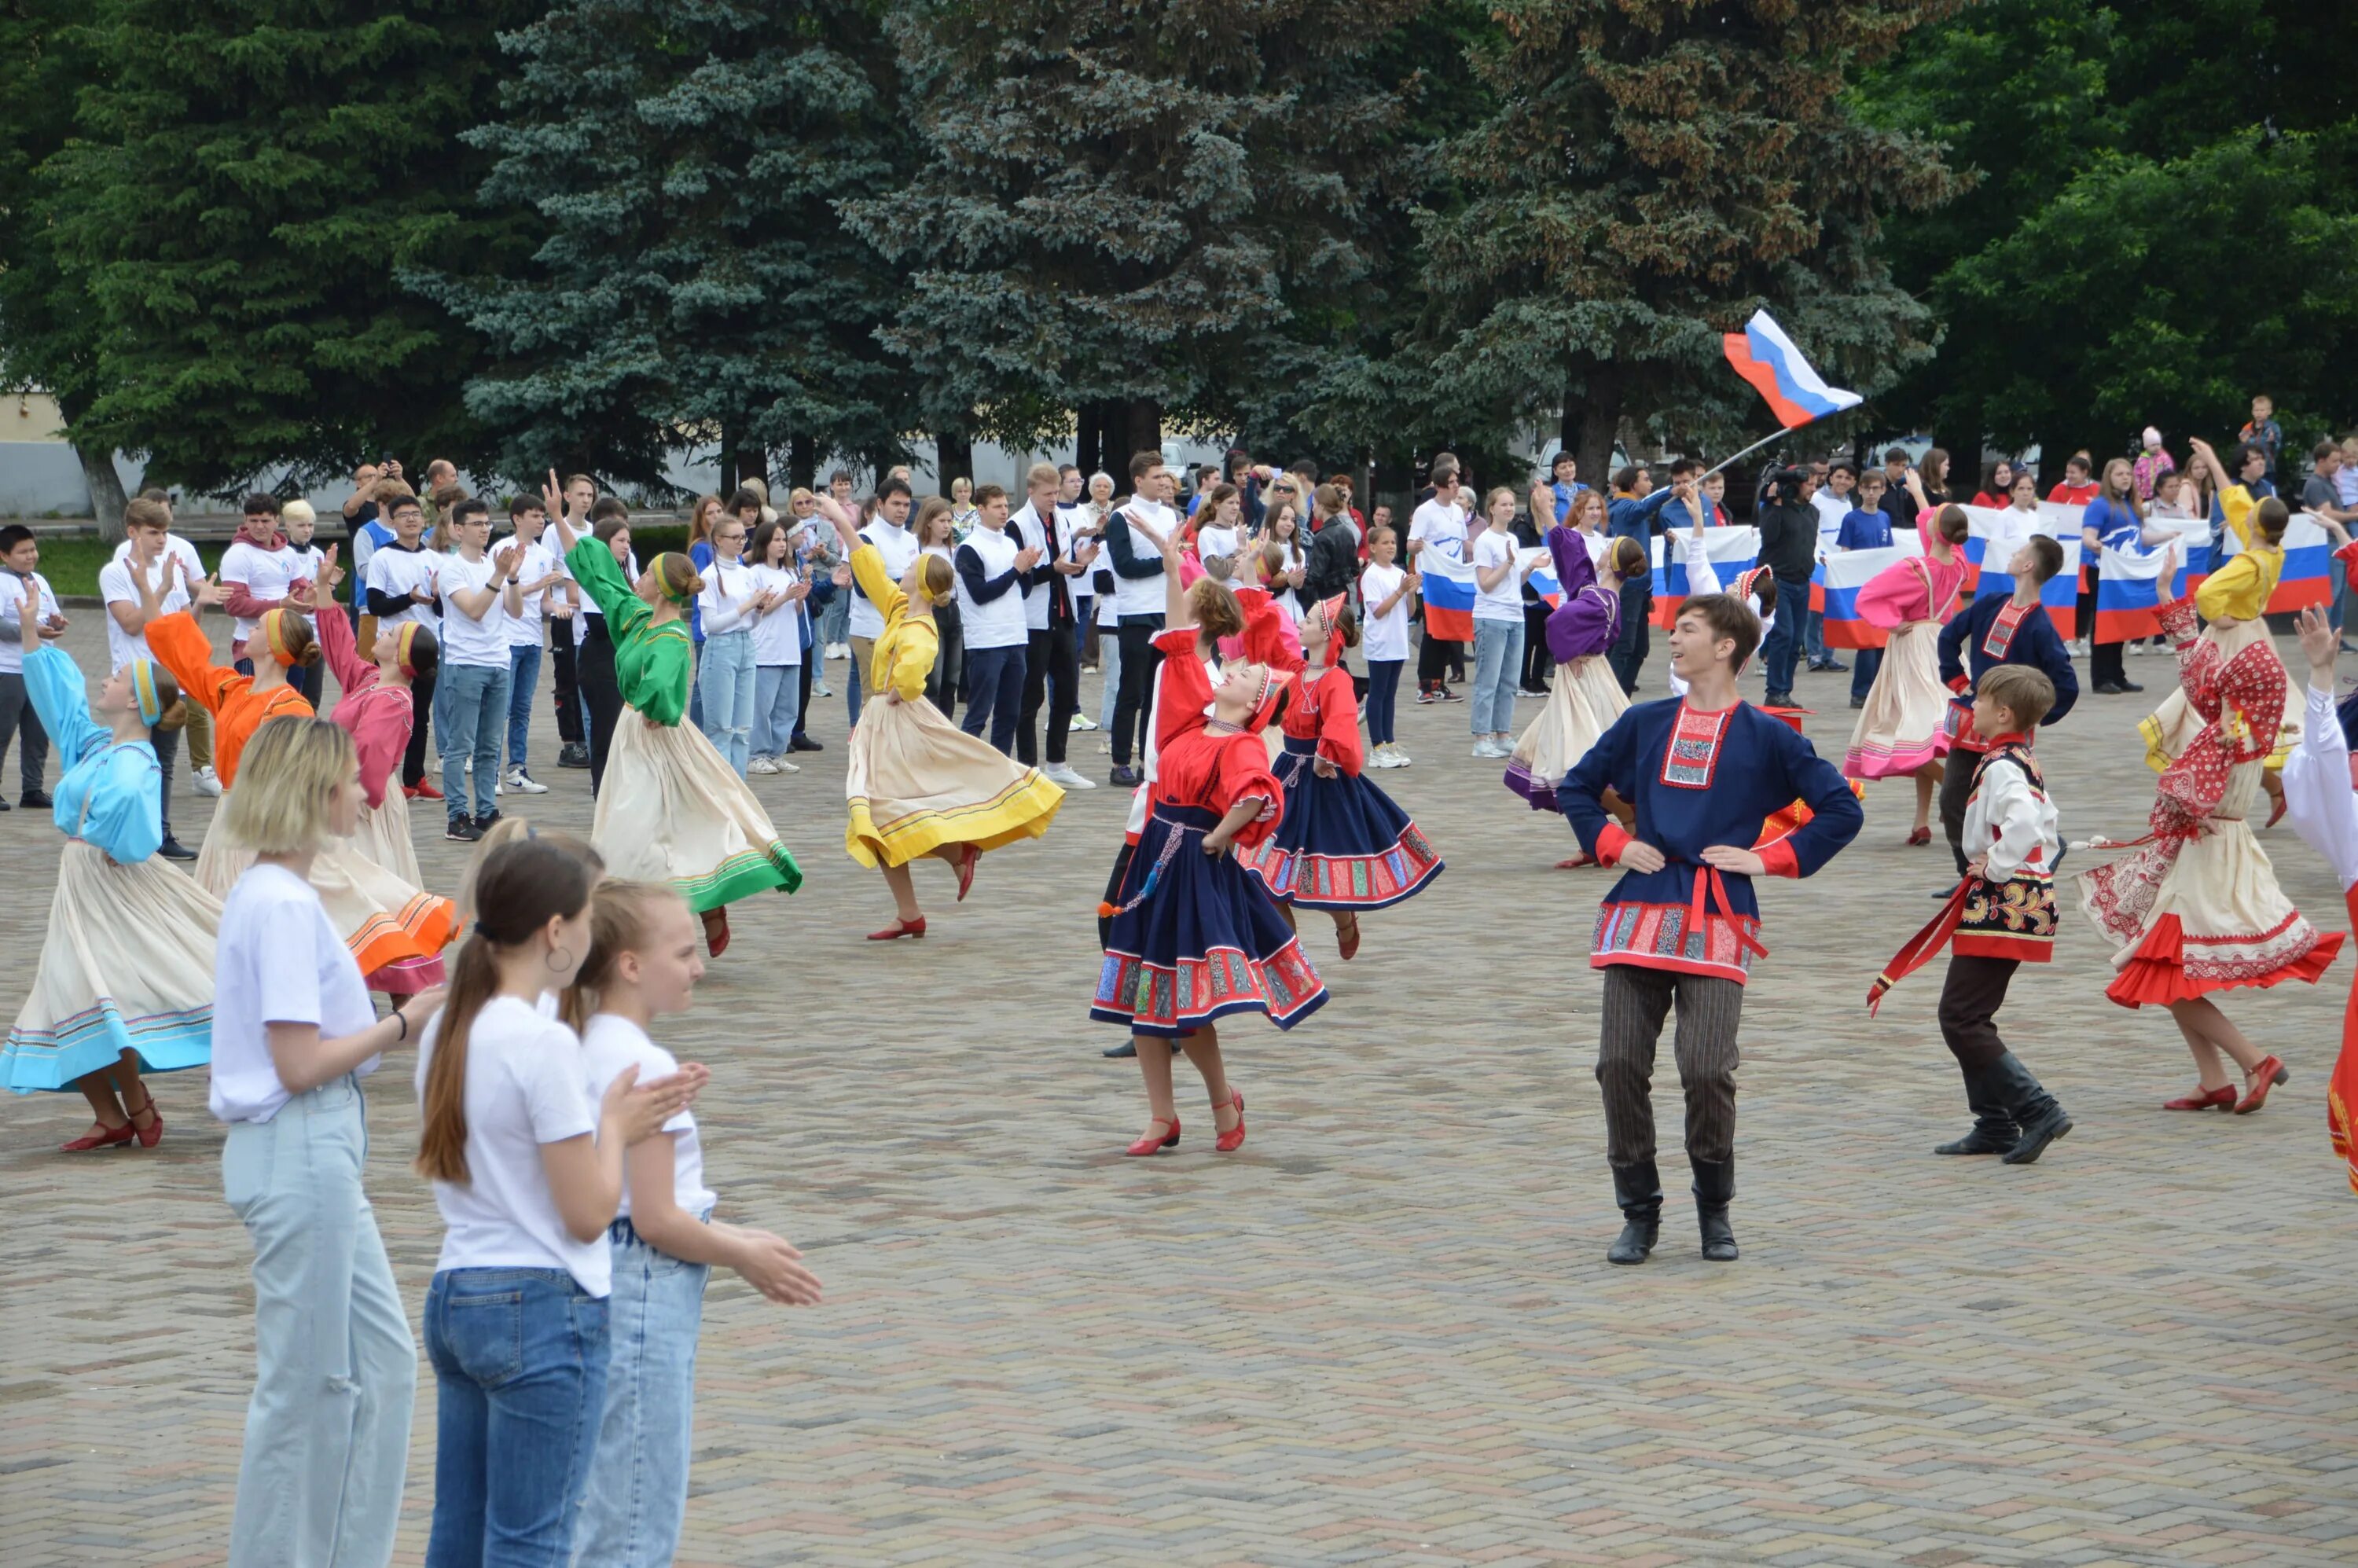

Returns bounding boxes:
[1187,576,1245,640]
[416,836,598,1184]
[1606,535,1647,579]
[455,816,604,928]
[649,551,703,604]
[1258,539,1291,582]
[1333,601,1361,649]
[1935,504,1970,546]
[2253,495,2290,545]
[560,878,687,1033]
[917,553,955,605]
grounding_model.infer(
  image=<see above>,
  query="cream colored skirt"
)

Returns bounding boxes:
[351,785,424,887]
[1504,655,1628,810]
[2138,619,2298,772]
[593,712,802,910]
[845,694,1065,868]
[1844,619,1948,780]
[196,818,454,991]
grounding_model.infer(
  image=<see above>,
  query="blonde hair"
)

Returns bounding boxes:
[1025,461,1062,492]
[560,878,689,1033]
[219,717,354,854]
[1977,663,2057,731]
[281,498,317,529]
[457,817,604,927]
[917,553,955,605]
[650,552,704,602]
[1187,577,1244,639]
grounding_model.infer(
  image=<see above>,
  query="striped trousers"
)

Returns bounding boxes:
[1596,965,1743,1169]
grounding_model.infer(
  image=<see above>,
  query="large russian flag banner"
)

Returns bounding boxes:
[1519,532,1609,608]
[1649,526,1761,627]
[1817,544,1915,650]
[1809,527,1921,619]
[2217,512,2335,612]
[2092,545,2195,642]
[1959,506,2081,639]
[1416,547,1477,641]
[1721,310,1864,429]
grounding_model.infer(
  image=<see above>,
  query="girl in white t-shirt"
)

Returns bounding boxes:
[1470,487,1542,756]
[413,837,706,1567]
[565,880,822,1566]
[1357,525,1417,767]
[211,717,446,1568]
[747,518,810,775]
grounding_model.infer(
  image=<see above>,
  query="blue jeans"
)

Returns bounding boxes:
[960,643,1025,755]
[819,589,850,647]
[221,1077,416,1568]
[753,663,803,759]
[1760,576,1809,698]
[505,642,542,773]
[1805,605,1831,665]
[438,662,512,821]
[1849,644,1883,702]
[1096,627,1122,732]
[424,1268,610,1568]
[1471,618,1524,735]
[846,634,870,728]
[574,1219,711,1568]
[696,631,755,777]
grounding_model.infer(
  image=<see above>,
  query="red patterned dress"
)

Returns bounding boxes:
[1237,664,1443,910]
[2078,596,2341,1006]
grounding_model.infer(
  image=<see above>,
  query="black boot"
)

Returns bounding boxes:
[1934,1060,2020,1155]
[1606,1161,1661,1265]
[1992,1052,2071,1165]
[1691,1154,1739,1261]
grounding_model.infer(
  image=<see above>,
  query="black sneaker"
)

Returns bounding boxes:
[556,742,590,769]
[790,733,824,753]
[0,796,12,811]
[1110,764,1141,788]
[20,788,53,810]
[446,818,483,843]
[474,811,502,832]
[158,835,196,861]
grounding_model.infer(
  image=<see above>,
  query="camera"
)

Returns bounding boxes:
[1764,465,1812,503]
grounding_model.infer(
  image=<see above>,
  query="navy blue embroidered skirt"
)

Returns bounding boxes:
[1237,738,1444,911]
[1094,803,1328,1037]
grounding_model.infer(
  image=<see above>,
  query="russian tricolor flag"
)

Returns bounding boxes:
[1417,548,1477,641]
[1650,526,1761,627]
[1959,506,2081,639]
[2091,546,2194,642]
[2217,512,2335,613]
[1816,545,1912,650]
[1722,310,1865,430]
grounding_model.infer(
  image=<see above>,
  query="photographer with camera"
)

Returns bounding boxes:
[1754,464,1820,706]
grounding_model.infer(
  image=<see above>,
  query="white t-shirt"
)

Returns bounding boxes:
[417,994,608,1297]
[219,538,300,644]
[1409,498,1468,566]
[748,564,804,665]
[1194,523,1241,564]
[436,550,509,667]
[209,863,380,1124]
[1110,499,1175,619]
[0,571,61,677]
[1812,490,1850,553]
[365,542,440,630]
[498,538,560,647]
[850,520,920,640]
[1359,563,1410,660]
[1472,529,1523,622]
[112,532,206,582]
[97,554,189,669]
[578,1014,712,1221]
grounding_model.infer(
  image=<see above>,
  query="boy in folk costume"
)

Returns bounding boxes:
[1559,593,1864,1266]
[1935,534,2080,879]
[1868,666,2073,1164]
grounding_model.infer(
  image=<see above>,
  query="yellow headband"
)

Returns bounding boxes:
[260,608,299,665]
[130,660,161,727]
[395,619,422,674]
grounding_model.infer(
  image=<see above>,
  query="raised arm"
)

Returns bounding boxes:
[2283,605,2358,888]
[144,576,245,721]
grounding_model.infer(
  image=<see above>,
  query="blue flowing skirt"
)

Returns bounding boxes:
[1094,804,1328,1037]
[1237,737,1444,910]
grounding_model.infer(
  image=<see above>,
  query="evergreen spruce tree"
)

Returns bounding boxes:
[414,0,913,492]
[42,0,533,493]
[1417,2,1959,479]
[851,0,1418,461]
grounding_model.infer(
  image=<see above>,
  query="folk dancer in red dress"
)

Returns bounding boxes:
[2077,532,2341,1114]
[1558,593,1863,1265]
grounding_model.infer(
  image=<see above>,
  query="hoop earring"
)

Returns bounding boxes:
[546,946,575,975]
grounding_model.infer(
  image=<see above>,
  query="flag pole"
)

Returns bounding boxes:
[1700,428,1798,483]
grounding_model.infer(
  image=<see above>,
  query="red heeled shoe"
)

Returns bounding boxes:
[954,844,979,903]
[1335,913,1361,962]
[2264,793,2289,828]
[866,916,927,941]
[61,1121,137,1152]
[1215,1091,1247,1153]
[1554,851,1593,869]
[2235,1056,2290,1114]
[701,906,731,958]
[1906,825,1932,846]
[1125,1115,1180,1156]
[2162,1084,2237,1111]
[123,1089,163,1150]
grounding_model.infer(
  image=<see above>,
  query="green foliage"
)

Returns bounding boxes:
[412,0,915,494]
[0,0,100,417]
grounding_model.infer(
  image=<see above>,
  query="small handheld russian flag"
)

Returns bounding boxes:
[1722,310,1865,430]
[1416,549,1478,642]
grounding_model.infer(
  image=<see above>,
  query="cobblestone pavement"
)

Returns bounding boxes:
[4,614,2355,1566]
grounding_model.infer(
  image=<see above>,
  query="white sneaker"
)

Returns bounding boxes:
[193,765,222,798]
[493,774,502,796]
[1043,762,1096,789]
[774,758,800,773]
[812,681,834,697]
[749,755,780,775]
[1368,744,1402,769]
[505,767,549,794]
[827,642,848,661]
[1390,746,1412,767]
[1069,713,1100,731]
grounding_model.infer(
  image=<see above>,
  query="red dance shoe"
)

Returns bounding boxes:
[2265,792,2289,829]
[866,916,926,941]
[1554,851,1593,870]
[2235,1056,2290,1115]
[954,844,979,903]
[1126,1116,1180,1156]
[1215,1092,1247,1153]
[412,777,444,801]
[1336,913,1361,962]
[124,1090,163,1150]
[2162,1084,2236,1111]
[1906,825,1932,846]
[61,1121,137,1152]
[701,905,731,958]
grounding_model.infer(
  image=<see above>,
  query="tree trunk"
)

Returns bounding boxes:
[1567,362,1622,493]
[1119,398,1162,469]
[935,425,974,491]
[787,433,816,491]
[76,441,129,542]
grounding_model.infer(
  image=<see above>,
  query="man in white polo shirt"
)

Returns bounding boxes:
[1408,458,1470,701]
[1100,450,1177,788]
[96,497,196,857]
[845,476,920,728]
[434,498,523,840]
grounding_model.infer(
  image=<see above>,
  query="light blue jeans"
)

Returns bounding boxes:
[573,1217,713,1568]
[506,642,542,773]
[696,631,756,777]
[425,1268,610,1568]
[439,661,512,821]
[752,663,803,761]
[1096,628,1122,733]
[221,1076,417,1568]
[1471,618,1525,736]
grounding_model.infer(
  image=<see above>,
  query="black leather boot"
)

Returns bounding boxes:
[1934,1060,2020,1155]
[1992,1052,2071,1164]
[1607,1160,1661,1265]
[1691,1154,1738,1261]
